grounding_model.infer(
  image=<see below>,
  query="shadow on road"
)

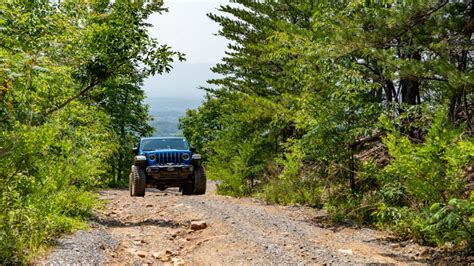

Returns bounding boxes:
[92,215,184,229]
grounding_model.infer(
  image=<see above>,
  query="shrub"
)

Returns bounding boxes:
[260,143,324,207]
[370,110,474,249]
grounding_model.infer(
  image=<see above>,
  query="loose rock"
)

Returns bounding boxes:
[172,257,185,265]
[136,250,148,258]
[151,252,160,259]
[160,255,171,262]
[151,249,173,261]
[338,249,353,255]
[190,220,207,230]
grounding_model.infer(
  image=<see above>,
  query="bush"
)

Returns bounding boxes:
[208,131,272,197]
[0,109,113,263]
[425,195,474,249]
[260,143,324,207]
[369,110,474,249]
[318,109,473,251]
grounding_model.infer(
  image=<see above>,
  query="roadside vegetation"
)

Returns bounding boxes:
[0,2,182,263]
[181,1,474,252]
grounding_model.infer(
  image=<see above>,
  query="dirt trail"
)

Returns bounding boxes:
[42,183,433,265]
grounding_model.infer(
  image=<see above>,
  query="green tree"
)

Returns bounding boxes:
[0,1,182,262]
[182,0,473,250]
[93,79,154,184]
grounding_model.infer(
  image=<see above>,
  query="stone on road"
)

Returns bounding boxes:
[190,220,207,231]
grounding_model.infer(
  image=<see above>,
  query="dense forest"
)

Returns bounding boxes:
[0,2,183,263]
[181,1,474,252]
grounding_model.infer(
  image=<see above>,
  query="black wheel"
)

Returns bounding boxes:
[130,165,146,197]
[181,183,194,195]
[193,166,206,195]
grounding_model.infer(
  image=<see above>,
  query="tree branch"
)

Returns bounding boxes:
[394,0,448,39]
[44,79,101,117]
[350,132,385,149]
[418,75,449,82]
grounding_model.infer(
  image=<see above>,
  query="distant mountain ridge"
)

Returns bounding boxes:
[143,63,216,99]
[145,97,202,137]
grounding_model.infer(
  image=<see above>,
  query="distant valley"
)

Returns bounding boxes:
[145,97,203,136]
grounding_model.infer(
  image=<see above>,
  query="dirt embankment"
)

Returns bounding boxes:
[41,183,452,265]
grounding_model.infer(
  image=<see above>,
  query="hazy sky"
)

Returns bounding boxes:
[143,0,231,100]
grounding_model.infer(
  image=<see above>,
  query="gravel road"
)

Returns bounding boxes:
[41,182,444,265]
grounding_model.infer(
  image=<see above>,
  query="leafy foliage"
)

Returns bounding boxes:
[181,1,474,251]
[0,1,180,263]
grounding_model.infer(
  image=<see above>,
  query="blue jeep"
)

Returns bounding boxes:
[130,137,206,196]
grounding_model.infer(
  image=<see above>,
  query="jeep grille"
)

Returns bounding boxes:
[157,152,184,164]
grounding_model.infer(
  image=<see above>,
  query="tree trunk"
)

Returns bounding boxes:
[449,2,473,132]
[384,80,395,104]
[401,52,421,105]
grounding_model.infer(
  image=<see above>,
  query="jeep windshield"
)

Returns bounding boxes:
[141,138,188,151]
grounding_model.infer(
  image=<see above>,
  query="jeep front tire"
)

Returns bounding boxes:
[181,183,194,195]
[130,165,146,197]
[193,166,206,195]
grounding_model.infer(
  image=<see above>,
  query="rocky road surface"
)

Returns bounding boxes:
[42,183,443,265]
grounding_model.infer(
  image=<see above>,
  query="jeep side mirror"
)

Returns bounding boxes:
[132,147,138,155]
[190,147,197,153]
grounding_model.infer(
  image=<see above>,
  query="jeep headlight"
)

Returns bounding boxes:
[148,154,157,161]
[135,155,147,161]
[182,153,190,160]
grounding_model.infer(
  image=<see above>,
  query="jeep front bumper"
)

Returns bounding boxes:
[146,164,193,179]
